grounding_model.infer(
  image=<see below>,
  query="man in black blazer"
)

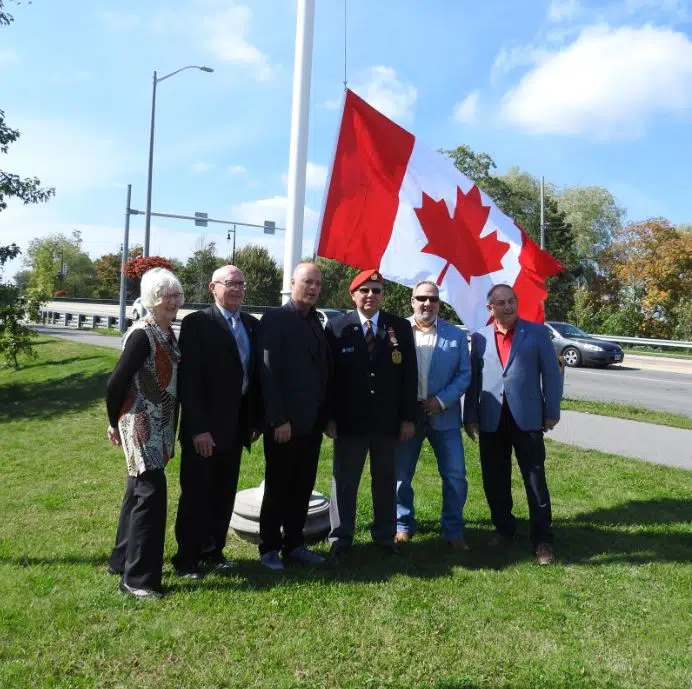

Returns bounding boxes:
[257,262,332,570]
[325,270,417,561]
[172,264,261,578]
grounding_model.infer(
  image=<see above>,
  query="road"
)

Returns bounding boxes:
[564,364,692,416]
[32,322,692,418]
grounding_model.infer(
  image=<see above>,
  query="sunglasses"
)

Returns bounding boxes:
[413,295,440,303]
[357,287,382,295]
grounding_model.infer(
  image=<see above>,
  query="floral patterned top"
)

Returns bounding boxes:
[111,316,181,477]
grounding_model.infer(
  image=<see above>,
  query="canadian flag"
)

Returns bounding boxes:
[316,89,563,332]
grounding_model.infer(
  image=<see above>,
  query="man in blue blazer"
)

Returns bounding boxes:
[463,284,561,565]
[395,281,471,551]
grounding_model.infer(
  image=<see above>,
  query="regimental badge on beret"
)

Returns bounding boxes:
[349,269,384,292]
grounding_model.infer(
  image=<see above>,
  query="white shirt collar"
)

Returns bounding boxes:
[357,310,380,329]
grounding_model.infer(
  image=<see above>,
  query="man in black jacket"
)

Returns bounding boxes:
[257,262,331,570]
[172,264,261,578]
[325,270,417,562]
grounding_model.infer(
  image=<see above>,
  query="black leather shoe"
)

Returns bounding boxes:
[376,542,402,556]
[175,565,205,580]
[210,556,237,574]
[119,581,163,600]
[329,542,349,565]
[107,565,123,576]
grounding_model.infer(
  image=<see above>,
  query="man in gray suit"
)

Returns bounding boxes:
[463,284,562,565]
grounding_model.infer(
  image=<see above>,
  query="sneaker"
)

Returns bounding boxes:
[260,550,285,571]
[175,564,205,580]
[119,580,163,600]
[284,546,326,566]
[535,543,555,566]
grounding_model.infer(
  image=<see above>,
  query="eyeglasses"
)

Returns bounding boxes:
[357,286,382,295]
[215,280,247,290]
[162,292,183,301]
[413,295,440,303]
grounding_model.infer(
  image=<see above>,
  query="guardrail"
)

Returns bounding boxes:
[588,334,692,350]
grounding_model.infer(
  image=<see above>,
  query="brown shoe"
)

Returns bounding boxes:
[444,537,470,552]
[394,531,410,544]
[488,533,511,548]
[535,543,555,566]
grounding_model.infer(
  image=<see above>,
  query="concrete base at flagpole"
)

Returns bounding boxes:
[229,481,331,544]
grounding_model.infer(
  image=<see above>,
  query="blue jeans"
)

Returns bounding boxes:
[395,422,468,540]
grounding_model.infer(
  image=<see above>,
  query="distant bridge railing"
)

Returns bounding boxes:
[587,334,692,350]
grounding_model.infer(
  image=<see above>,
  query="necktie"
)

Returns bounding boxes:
[229,314,249,393]
[364,320,376,359]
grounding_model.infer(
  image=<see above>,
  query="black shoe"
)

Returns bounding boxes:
[376,542,402,556]
[210,556,237,574]
[175,564,205,580]
[329,542,349,565]
[119,580,163,600]
[107,565,123,576]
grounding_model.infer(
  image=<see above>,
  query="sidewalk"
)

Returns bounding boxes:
[549,410,692,470]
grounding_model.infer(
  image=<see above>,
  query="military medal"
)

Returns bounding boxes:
[387,327,402,364]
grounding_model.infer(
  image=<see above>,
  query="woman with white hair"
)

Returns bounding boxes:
[105,267,184,599]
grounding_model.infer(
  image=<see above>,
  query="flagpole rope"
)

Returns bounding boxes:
[343,0,348,90]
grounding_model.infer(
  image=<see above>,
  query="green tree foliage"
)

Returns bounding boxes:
[93,252,122,299]
[555,186,625,263]
[1,2,55,368]
[233,244,281,306]
[313,257,358,309]
[24,231,96,298]
[180,239,225,304]
[0,243,40,369]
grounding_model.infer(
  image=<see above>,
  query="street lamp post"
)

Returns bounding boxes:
[143,65,214,257]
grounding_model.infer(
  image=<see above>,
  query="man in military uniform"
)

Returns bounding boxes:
[325,270,417,562]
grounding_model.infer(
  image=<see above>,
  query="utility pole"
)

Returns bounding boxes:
[119,184,132,333]
[540,175,545,250]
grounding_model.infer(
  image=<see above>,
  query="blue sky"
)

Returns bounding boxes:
[2,0,691,280]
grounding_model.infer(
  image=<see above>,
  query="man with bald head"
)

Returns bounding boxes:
[257,263,332,570]
[172,264,262,579]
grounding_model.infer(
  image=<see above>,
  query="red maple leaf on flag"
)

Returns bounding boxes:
[415,185,510,285]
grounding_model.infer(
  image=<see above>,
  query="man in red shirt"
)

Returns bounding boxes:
[463,284,562,565]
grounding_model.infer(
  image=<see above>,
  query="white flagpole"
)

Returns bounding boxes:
[282,0,316,303]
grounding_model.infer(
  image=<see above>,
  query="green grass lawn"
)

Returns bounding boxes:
[561,398,692,430]
[1,339,690,689]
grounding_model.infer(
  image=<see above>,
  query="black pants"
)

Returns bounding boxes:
[478,402,553,546]
[259,426,323,555]
[172,441,243,569]
[328,434,397,548]
[109,469,167,591]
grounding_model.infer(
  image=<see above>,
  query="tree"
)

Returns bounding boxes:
[233,244,281,306]
[555,186,624,264]
[180,238,224,304]
[598,219,692,337]
[1,1,56,368]
[93,252,123,299]
[11,268,30,292]
[0,243,41,369]
[313,257,358,309]
[24,230,96,298]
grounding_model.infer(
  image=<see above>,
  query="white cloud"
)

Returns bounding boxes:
[491,44,551,80]
[501,25,692,139]
[348,66,417,121]
[281,161,329,191]
[191,161,214,173]
[98,11,140,31]
[198,2,272,81]
[453,91,480,124]
[4,118,133,192]
[548,0,583,23]
[228,164,246,174]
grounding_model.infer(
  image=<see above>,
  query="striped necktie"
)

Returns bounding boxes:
[364,319,376,359]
